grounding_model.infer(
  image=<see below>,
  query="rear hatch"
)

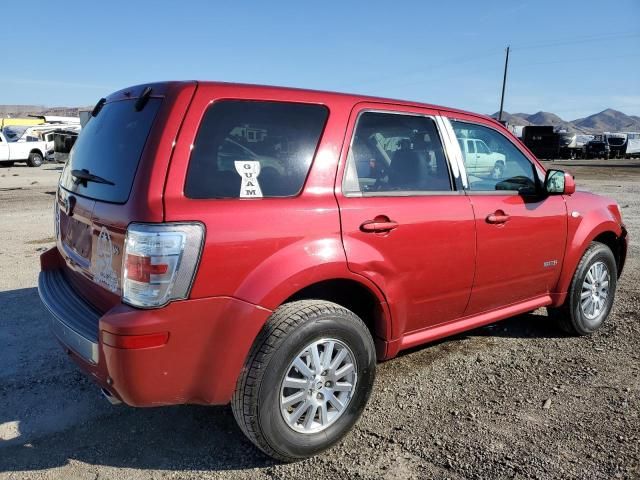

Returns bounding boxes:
[55,82,196,311]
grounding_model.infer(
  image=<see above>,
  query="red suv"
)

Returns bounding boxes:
[39,81,628,461]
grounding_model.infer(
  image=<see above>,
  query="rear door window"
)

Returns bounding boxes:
[343,111,452,195]
[185,101,328,199]
[59,98,162,203]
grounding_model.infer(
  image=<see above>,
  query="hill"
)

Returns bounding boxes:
[492,109,640,134]
[572,109,640,132]
[0,105,87,118]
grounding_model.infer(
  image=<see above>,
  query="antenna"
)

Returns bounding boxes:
[498,46,510,123]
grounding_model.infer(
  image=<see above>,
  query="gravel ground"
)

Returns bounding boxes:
[0,160,638,479]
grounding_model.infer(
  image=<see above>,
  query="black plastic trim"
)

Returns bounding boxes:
[38,269,101,364]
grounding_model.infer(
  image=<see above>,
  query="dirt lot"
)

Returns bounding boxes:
[1,160,638,479]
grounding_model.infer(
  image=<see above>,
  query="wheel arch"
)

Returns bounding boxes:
[283,278,391,359]
[592,230,627,278]
[230,236,394,359]
[554,218,624,304]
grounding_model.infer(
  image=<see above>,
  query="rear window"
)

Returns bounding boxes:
[185,101,328,199]
[59,98,161,203]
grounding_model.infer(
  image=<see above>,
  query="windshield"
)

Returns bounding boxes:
[607,137,626,146]
[59,98,162,203]
[2,126,28,141]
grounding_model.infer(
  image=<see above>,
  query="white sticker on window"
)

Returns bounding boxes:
[235,161,263,198]
[93,226,119,293]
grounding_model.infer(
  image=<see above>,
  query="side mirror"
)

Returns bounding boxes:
[545,169,575,195]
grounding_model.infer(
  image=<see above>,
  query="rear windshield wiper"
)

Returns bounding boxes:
[71,169,115,186]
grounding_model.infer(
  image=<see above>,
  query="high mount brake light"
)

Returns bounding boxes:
[122,223,204,308]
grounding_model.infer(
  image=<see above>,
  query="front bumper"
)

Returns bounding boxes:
[38,252,272,406]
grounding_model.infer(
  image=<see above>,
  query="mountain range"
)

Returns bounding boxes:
[1,104,638,135]
[0,105,86,118]
[491,109,640,134]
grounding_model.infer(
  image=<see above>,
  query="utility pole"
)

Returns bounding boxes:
[498,45,510,123]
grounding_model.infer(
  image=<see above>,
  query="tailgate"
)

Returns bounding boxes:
[56,186,125,310]
[53,82,197,311]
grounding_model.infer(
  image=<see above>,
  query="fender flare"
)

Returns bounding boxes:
[233,235,393,341]
[554,216,622,303]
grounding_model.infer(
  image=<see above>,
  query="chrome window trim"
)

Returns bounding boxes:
[345,190,466,198]
[465,190,520,196]
[437,116,468,189]
[341,109,462,197]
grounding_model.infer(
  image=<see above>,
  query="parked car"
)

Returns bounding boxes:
[457,136,506,178]
[0,130,46,167]
[39,82,628,462]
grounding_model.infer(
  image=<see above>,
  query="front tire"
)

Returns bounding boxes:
[27,152,43,167]
[231,300,376,462]
[548,242,617,335]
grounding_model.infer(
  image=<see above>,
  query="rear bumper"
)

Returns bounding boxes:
[39,269,101,364]
[38,250,272,406]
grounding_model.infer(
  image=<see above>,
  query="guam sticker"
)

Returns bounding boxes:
[234,161,263,198]
[93,226,119,293]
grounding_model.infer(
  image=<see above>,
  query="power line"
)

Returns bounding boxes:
[511,53,640,68]
[511,31,640,51]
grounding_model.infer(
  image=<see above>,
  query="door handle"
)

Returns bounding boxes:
[486,211,510,224]
[360,219,399,233]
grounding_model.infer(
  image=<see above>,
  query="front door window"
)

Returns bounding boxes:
[452,121,538,192]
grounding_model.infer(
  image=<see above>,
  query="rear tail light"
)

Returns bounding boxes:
[122,223,204,308]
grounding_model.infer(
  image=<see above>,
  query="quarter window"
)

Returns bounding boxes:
[451,121,538,194]
[185,101,328,199]
[343,112,452,195]
[467,140,475,154]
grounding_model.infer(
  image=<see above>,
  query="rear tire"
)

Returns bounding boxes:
[27,152,43,167]
[548,242,617,335]
[231,300,376,462]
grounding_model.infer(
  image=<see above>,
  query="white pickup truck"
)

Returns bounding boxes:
[457,137,506,178]
[0,130,46,167]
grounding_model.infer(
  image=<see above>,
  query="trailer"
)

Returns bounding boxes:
[605,133,627,158]
[52,129,80,163]
[584,135,610,159]
[622,132,640,157]
[522,125,559,159]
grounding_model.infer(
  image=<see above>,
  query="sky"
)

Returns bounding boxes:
[3,0,639,120]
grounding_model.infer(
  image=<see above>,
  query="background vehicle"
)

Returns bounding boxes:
[38,82,628,462]
[0,117,44,129]
[558,132,593,159]
[522,125,560,159]
[0,130,46,167]
[457,136,506,177]
[622,132,640,157]
[52,129,80,163]
[585,136,611,159]
[605,133,627,158]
